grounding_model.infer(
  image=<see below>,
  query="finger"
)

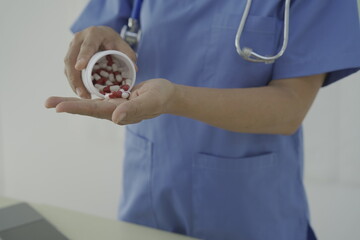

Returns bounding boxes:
[116,119,142,126]
[106,97,129,106]
[56,99,116,120]
[45,96,81,109]
[128,82,146,97]
[112,92,157,124]
[64,40,91,99]
[75,37,102,71]
[112,100,135,124]
[63,67,89,98]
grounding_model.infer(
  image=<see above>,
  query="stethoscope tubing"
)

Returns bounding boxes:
[235,0,291,64]
[126,0,291,64]
[131,0,143,20]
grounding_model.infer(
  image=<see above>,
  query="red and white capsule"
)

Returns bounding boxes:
[124,79,132,85]
[112,64,118,71]
[93,73,101,80]
[109,73,115,82]
[115,74,122,82]
[121,84,130,91]
[105,80,113,86]
[110,85,120,92]
[100,70,109,78]
[121,91,130,99]
[94,84,105,91]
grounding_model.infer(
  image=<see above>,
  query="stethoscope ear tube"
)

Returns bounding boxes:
[235,0,291,64]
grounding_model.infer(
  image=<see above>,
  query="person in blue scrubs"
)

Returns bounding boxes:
[46,1,360,239]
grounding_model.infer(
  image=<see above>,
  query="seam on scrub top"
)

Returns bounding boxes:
[190,152,195,236]
[126,126,149,142]
[194,152,278,171]
[295,130,309,240]
[148,140,159,228]
[199,12,218,85]
[193,164,276,172]
[191,153,204,237]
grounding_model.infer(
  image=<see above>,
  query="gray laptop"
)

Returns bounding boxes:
[0,203,68,240]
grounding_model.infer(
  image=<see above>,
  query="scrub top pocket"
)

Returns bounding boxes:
[192,152,286,240]
[119,129,157,228]
[202,14,280,88]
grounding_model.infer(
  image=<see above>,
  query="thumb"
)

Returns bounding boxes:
[111,96,146,124]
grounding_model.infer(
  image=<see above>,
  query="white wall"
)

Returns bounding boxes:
[0,0,7,197]
[0,1,359,239]
[304,72,360,240]
[0,0,124,219]
[0,104,3,196]
[305,74,360,185]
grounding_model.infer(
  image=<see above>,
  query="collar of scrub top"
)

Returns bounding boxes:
[121,0,143,50]
[235,0,291,64]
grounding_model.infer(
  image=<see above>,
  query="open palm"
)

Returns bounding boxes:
[45,78,176,125]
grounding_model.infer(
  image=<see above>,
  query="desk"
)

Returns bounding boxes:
[0,197,198,240]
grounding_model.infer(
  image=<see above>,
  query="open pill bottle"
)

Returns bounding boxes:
[81,50,136,98]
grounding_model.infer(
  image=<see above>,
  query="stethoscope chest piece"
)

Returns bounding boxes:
[121,0,143,50]
[121,18,142,50]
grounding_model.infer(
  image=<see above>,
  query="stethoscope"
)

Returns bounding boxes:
[121,0,291,64]
[121,0,143,50]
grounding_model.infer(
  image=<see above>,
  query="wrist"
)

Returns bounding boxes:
[164,83,184,115]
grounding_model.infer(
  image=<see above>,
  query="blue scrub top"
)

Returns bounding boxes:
[72,1,360,240]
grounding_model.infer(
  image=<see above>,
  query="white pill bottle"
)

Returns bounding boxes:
[81,50,136,98]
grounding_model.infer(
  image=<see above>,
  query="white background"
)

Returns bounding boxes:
[0,1,359,239]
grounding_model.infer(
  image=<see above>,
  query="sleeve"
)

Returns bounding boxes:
[272,0,360,86]
[70,0,132,34]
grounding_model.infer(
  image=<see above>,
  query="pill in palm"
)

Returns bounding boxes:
[121,91,130,99]
[108,91,122,99]
[121,84,130,91]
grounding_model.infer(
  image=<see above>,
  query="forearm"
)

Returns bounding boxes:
[166,75,324,134]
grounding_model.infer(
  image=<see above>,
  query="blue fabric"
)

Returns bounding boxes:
[71,0,131,33]
[272,0,360,86]
[72,0,360,239]
[307,224,317,240]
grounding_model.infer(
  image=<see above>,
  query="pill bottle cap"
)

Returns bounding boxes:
[82,50,136,98]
